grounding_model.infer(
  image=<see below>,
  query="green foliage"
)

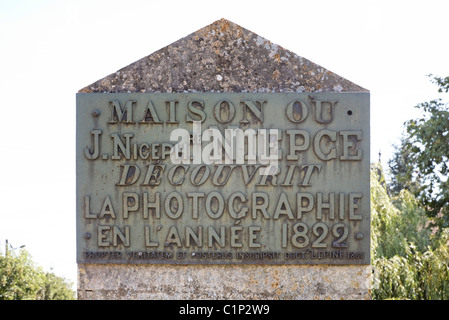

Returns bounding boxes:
[0,250,45,300]
[400,75,449,220]
[387,137,421,196]
[371,164,449,299]
[376,74,449,299]
[430,74,449,93]
[372,231,449,300]
[0,248,75,300]
[42,272,76,300]
[371,164,430,259]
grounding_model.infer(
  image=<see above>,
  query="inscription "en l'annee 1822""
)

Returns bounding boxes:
[76,92,370,265]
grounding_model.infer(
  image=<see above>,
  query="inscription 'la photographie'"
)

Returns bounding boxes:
[76,92,370,265]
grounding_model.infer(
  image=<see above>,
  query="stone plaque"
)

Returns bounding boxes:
[76,92,370,265]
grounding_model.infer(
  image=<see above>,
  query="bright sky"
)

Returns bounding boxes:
[0,0,448,289]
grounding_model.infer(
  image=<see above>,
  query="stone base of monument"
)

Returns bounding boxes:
[78,264,371,299]
[76,19,371,300]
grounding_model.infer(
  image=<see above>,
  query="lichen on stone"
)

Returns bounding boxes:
[79,18,368,94]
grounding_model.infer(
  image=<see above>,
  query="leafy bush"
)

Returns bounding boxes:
[371,164,449,299]
[0,249,75,300]
[372,231,449,300]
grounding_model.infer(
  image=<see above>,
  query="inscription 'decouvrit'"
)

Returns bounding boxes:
[76,93,370,265]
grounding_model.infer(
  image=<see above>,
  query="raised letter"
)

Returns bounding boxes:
[299,164,321,187]
[205,192,224,219]
[109,100,135,124]
[141,165,165,186]
[240,100,265,124]
[297,193,314,219]
[186,226,203,247]
[144,226,159,247]
[285,100,308,123]
[313,130,336,160]
[208,226,225,247]
[143,192,160,219]
[166,101,179,124]
[249,226,262,248]
[123,192,139,219]
[280,165,297,186]
[241,165,262,185]
[84,195,97,218]
[113,225,130,246]
[214,100,235,124]
[286,130,309,160]
[273,193,294,220]
[186,100,206,122]
[99,196,116,219]
[164,192,183,219]
[212,165,236,186]
[190,165,210,186]
[317,193,335,220]
[97,226,110,246]
[167,165,188,186]
[85,129,102,160]
[111,133,133,160]
[340,131,362,160]
[312,99,337,124]
[165,226,182,246]
[140,100,162,123]
[251,192,270,219]
[349,193,363,220]
[116,164,140,186]
[231,226,243,247]
[228,192,248,219]
[187,192,204,219]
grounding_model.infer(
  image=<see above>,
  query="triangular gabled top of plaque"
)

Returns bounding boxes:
[79,18,368,93]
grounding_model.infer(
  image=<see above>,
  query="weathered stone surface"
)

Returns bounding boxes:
[77,18,371,300]
[78,264,371,300]
[79,18,367,94]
